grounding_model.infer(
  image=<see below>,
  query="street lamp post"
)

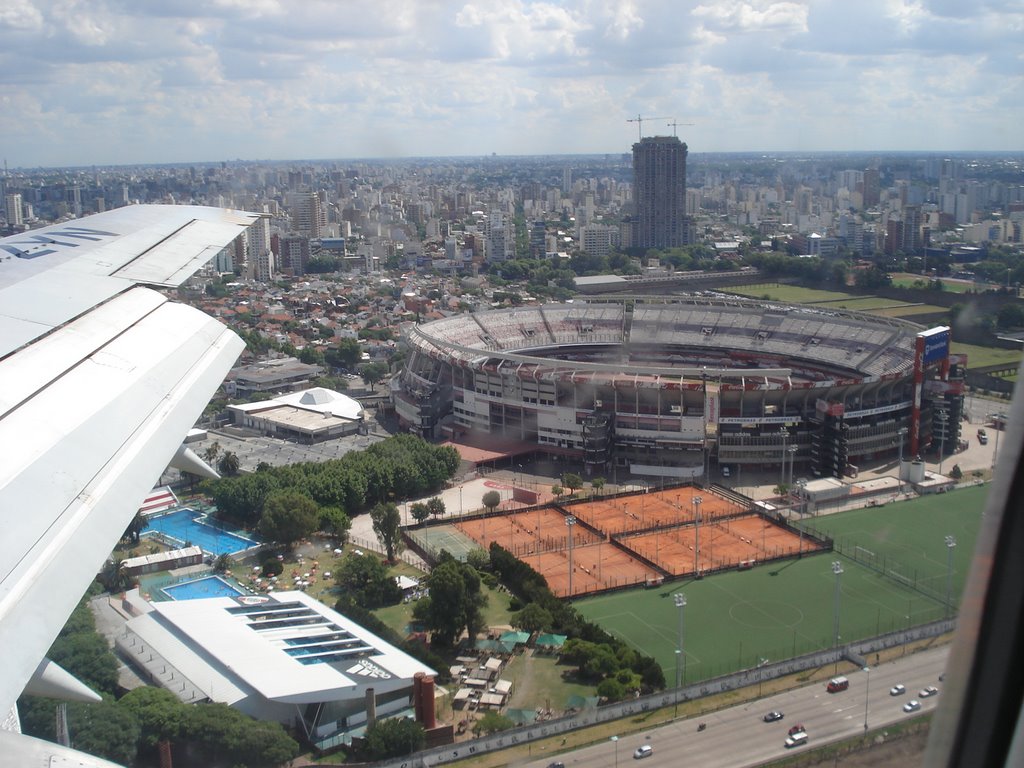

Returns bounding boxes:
[565,515,577,598]
[945,535,957,618]
[787,444,797,488]
[832,560,844,670]
[863,666,871,731]
[896,426,908,496]
[692,497,702,577]
[610,735,619,768]
[674,592,687,716]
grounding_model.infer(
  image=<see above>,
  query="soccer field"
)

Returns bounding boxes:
[575,486,986,682]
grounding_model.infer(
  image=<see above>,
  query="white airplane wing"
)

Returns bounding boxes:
[0,205,258,764]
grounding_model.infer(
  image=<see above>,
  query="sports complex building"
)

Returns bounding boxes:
[394,298,964,481]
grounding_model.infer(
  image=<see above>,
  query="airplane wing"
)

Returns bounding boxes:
[0,205,258,763]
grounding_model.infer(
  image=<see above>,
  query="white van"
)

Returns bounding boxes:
[784,731,809,748]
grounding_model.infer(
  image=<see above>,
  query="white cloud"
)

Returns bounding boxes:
[0,0,1020,165]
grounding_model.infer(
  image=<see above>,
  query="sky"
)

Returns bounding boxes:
[1,0,1021,168]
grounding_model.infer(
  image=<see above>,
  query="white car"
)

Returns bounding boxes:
[890,684,906,696]
[919,685,939,698]
[903,699,922,713]
[633,745,653,760]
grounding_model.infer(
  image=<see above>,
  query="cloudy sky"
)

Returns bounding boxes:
[1,0,1021,167]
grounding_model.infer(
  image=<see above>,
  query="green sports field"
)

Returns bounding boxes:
[575,486,986,683]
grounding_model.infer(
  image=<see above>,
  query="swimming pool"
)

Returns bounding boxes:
[144,508,257,556]
[162,575,245,600]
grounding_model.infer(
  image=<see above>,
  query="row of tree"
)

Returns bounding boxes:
[19,590,299,767]
[203,434,460,528]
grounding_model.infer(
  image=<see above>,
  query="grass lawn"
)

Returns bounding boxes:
[727,284,860,303]
[891,274,981,294]
[502,652,595,712]
[952,341,1023,369]
[373,581,514,639]
[870,304,950,318]
[576,486,985,683]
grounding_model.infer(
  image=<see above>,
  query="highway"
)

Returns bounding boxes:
[524,647,948,768]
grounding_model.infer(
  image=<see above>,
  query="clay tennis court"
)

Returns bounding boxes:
[572,488,745,537]
[518,541,663,598]
[449,486,824,598]
[455,507,603,557]
[623,512,821,576]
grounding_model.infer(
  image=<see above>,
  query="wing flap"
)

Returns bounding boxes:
[0,292,244,712]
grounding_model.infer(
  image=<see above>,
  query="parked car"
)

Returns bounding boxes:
[890,684,906,696]
[904,699,922,713]
[763,711,784,722]
[920,685,939,698]
[978,428,989,444]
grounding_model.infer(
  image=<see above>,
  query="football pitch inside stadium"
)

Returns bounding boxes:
[574,485,986,682]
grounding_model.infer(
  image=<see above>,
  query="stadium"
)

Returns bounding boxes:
[394,297,964,481]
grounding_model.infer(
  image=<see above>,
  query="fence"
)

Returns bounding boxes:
[349,534,425,568]
[359,617,956,768]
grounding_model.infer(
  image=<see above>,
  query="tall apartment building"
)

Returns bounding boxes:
[287,191,322,238]
[247,214,274,281]
[484,211,514,263]
[580,223,620,258]
[5,193,23,227]
[632,136,689,249]
[278,233,311,276]
[862,169,881,208]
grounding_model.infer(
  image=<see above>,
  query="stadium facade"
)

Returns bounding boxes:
[393,298,964,481]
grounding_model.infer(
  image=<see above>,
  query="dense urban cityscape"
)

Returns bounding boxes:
[1,140,1021,768]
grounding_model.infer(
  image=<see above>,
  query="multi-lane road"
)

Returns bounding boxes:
[525,647,948,768]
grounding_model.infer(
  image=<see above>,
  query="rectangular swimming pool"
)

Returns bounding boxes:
[144,508,257,556]
[162,575,245,600]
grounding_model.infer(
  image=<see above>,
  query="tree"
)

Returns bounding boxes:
[213,553,234,573]
[118,686,185,752]
[258,490,319,547]
[551,484,564,499]
[473,712,515,735]
[511,602,553,633]
[482,490,501,513]
[217,450,241,476]
[413,557,487,646]
[121,511,147,544]
[410,501,431,525]
[364,717,425,760]
[562,473,583,495]
[67,699,141,766]
[318,505,352,541]
[426,496,446,520]
[591,477,606,497]
[370,501,403,561]
[597,677,627,702]
[334,551,402,608]
[360,361,389,390]
[202,441,221,465]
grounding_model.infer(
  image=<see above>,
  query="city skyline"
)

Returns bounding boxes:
[2,0,1021,169]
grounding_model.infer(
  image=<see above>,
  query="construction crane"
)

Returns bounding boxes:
[627,114,674,142]
[667,120,694,137]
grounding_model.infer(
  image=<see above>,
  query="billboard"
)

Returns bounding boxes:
[918,326,951,366]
